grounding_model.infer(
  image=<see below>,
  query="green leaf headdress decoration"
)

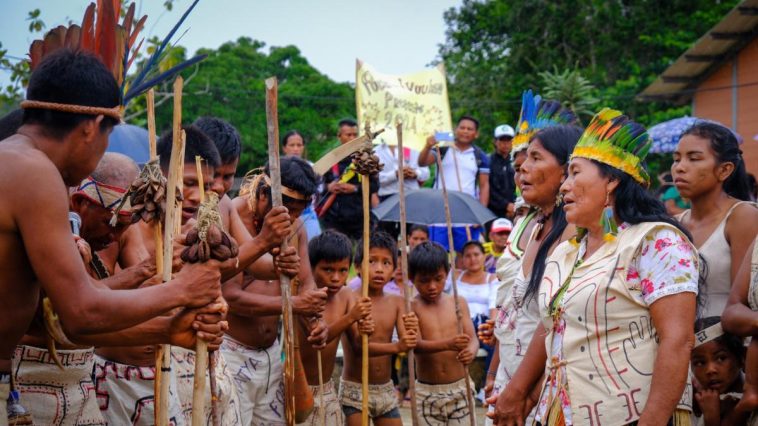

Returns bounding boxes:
[571,108,652,186]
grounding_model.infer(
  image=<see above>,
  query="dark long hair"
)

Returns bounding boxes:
[525,125,583,301]
[683,122,751,201]
[595,161,706,310]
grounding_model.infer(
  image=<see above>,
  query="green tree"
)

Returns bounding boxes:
[539,66,598,123]
[438,0,739,147]
[141,37,354,173]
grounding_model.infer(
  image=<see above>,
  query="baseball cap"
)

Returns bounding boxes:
[494,124,515,139]
[490,218,513,233]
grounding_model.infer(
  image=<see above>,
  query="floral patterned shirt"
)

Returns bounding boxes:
[536,224,699,425]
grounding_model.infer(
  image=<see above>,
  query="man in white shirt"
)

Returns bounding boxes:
[375,139,430,201]
[418,115,490,253]
[418,115,490,205]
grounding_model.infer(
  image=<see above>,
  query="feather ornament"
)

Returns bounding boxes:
[571,108,652,186]
[27,0,206,110]
[511,89,578,158]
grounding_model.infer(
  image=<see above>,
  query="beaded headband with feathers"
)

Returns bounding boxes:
[571,108,652,186]
[511,89,578,158]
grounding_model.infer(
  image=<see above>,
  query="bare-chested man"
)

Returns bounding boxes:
[227,157,328,425]
[94,126,245,425]
[0,49,224,423]
[13,153,225,425]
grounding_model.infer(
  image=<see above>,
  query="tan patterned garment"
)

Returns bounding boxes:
[13,346,105,425]
[171,347,241,425]
[93,355,184,425]
[338,379,398,418]
[415,377,474,426]
[1,377,9,426]
[220,336,285,426]
[295,380,342,426]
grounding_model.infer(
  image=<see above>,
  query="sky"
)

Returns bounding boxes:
[0,0,461,86]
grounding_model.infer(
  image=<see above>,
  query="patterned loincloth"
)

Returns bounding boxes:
[92,354,184,425]
[171,347,241,425]
[12,345,105,425]
[296,379,342,426]
[220,336,285,426]
[415,378,474,426]
[338,379,398,419]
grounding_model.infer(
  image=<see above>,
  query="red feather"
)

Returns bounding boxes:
[95,0,117,76]
[80,3,96,51]
[126,38,144,71]
[42,26,66,57]
[64,24,81,49]
[29,40,44,70]
[122,3,135,39]
[129,15,147,47]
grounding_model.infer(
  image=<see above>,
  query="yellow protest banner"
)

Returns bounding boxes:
[355,59,452,151]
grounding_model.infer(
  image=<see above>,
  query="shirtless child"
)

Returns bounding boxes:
[340,231,418,426]
[0,50,223,421]
[226,158,327,425]
[409,241,479,425]
[297,230,373,425]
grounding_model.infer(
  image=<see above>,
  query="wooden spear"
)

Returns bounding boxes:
[156,76,185,426]
[147,89,164,279]
[434,145,477,426]
[265,77,297,426]
[360,162,370,426]
[192,156,209,426]
[396,122,420,426]
[147,87,165,425]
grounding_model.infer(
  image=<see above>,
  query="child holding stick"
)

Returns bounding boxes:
[340,231,418,425]
[409,241,479,425]
[296,230,374,425]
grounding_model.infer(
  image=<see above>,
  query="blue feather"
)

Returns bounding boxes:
[124,54,207,103]
[128,0,200,95]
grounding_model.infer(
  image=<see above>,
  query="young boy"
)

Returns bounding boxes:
[296,230,373,425]
[409,241,479,425]
[340,231,417,425]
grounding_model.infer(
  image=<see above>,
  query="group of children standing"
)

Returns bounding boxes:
[303,228,478,425]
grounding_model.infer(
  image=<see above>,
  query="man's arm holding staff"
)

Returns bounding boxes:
[16,155,224,336]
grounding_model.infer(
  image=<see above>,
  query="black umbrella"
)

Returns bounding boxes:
[373,188,496,225]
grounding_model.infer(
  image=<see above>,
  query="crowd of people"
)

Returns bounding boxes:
[1,40,758,426]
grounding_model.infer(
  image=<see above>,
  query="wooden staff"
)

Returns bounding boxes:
[360,172,370,426]
[148,87,165,425]
[396,122,419,426]
[147,89,164,278]
[192,157,209,426]
[316,350,325,426]
[156,77,185,426]
[434,145,477,426]
[265,77,297,426]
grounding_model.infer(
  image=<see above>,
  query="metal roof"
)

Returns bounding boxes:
[639,0,758,103]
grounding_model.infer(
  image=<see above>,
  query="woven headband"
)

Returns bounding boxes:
[75,176,132,216]
[21,100,122,121]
